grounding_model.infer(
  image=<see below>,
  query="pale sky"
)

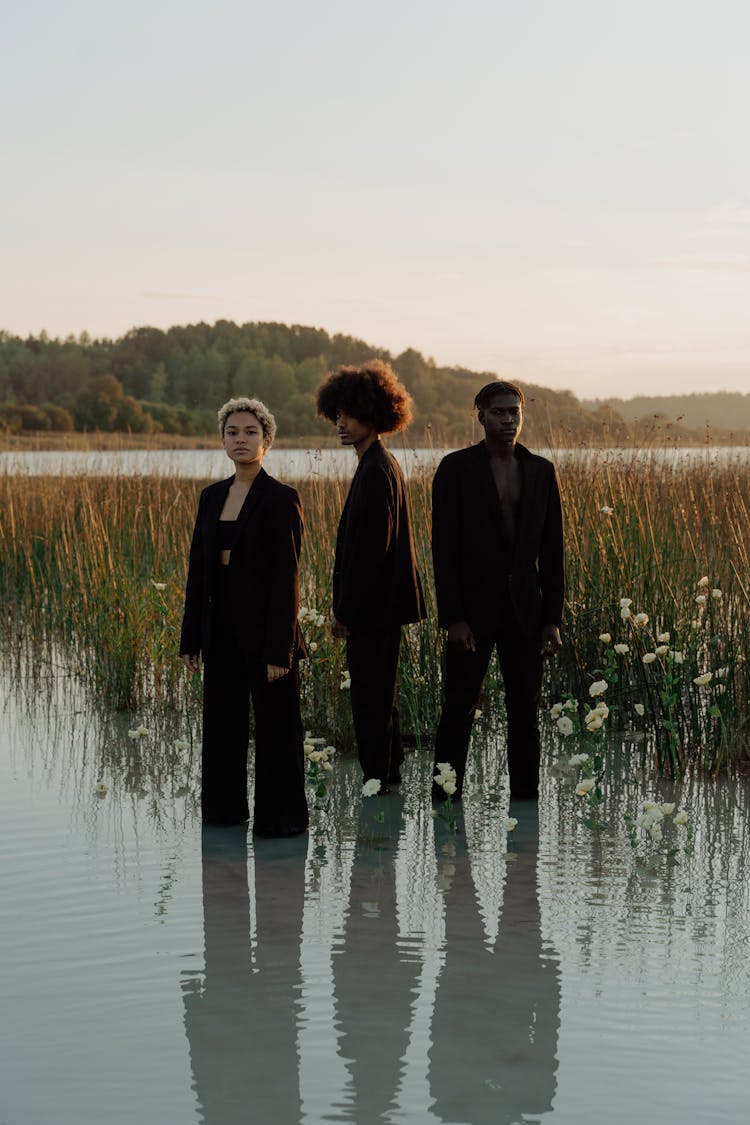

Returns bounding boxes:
[3,0,749,399]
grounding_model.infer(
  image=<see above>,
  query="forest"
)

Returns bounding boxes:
[0,322,747,444]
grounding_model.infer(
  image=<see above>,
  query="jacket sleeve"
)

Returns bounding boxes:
[334,465,395,627]
[264,487,304,668]
[431,456,466,629]
[179,489,207,657]
[538,465,565,629]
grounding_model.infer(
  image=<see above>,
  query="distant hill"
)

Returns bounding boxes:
[585,392,750,435]
[1,321,747,443]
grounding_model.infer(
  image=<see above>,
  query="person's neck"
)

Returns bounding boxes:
[234,461,262,486]
[484,437,517,462]
[354,432,379,460]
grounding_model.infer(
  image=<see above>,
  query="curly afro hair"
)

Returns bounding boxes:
[316,359,413,434]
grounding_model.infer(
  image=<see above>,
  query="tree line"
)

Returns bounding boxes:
[0,321,744,444]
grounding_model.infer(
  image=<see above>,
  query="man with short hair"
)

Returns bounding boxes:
[431,380,564,801]
[316,360,426,792]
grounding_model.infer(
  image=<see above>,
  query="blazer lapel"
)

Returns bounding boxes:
[474,442,513,561]
[233,467,271,544]
[512,445,538,568]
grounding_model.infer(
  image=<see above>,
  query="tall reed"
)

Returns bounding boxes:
[1,448,748,770]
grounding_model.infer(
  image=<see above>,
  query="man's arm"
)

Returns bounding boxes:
[333,466,394,627]
[538,465,565,653]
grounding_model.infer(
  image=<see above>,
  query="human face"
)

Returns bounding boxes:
[478,392,523,448]
[335,411,377,453]
[222,411,265,467]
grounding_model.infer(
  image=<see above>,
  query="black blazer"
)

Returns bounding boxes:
[180,469,306,668]
[431,441,564,643]
[333,441,426,631]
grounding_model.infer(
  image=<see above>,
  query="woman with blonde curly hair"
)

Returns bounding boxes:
[180,397,308,834]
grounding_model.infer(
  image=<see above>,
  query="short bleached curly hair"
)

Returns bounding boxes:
[217,397,277,448]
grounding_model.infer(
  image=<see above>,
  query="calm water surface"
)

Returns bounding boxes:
[2,663,749,1124]
[2,445,749,480]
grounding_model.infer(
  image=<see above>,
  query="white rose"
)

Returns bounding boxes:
[599,632,612,644]
[594,702,609,718]
[674,810,689,826]
[600,505,614,515]
[634,703,645,716]
[576,778,596,795]
[693,672,713,686]
[442,779,457,796]
[614,643,630,654]
[660,803,675,815]
[550,702,564,719]
[501,816,518,831]
[563,698,578,711]
[588,680,608,697]
[655,645,669,656]
[569,753,590,767]
[620,607,632,620]
[657,631,670,643]
[671,651,685,664]
[362,779,381,797]
[695,594,707,605]
[642,652,657,664]
[697,576,709,588]
[557,715,574,736]
[619,598,632,608]
[711,588,722,600]
[634,612,649,626]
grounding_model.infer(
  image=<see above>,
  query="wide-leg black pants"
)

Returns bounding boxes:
[201,581,308,834]
[346,626,403,788]
[433,612,543,800]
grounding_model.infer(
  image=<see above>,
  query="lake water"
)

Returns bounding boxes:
[2,660,749,1124]
[1,445,749,480]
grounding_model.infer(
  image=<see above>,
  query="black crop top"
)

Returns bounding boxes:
[217,519,235,551]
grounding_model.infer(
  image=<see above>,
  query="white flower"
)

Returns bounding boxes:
[620,606,632,620]
[657,631,670,643]
[633,612,649,626]
[693,672,713,686]
[642,652,657,664]
[127,726,149,740]
[585,713,603,732]
[315,614,325,627]
[362,778,381,797]
[324,745,337,756]
[642,800,660,811]
[309,641,318,653]
[614,643,630,654]
[322,761,333,772]
[634,703,645,716]
[593,701,609,718]
[575,778,596,796]
[711,588,722,600]
[649,822,664,843]
[588,680,608,697]
[660,803,675,816]
[695,594,707,605]
[340,675,351,691]
[620,598,632,608]
[569,753,590,767]
[501,816,518,831]
[303,742,315,756]
[474,708,483,719]
[96,781,108,794]
[557,715,574,736]
[442,779,457,796]
[674,809,689,826]
[173,738,189,752]
[655,645,669,656]
[550,702,564,719]
[562,698,578,711]
[697,576,709,588]
[151,580,167,591]
[671,650,685,664]
[435,762,455,776]
[599,632,612,644]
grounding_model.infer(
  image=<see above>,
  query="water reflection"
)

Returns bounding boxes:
[181,760,560,1124]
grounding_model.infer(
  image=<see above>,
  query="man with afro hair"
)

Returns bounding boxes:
[316,359,426,792]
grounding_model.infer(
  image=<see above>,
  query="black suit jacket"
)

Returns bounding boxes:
[431,441,564,643]
[333,441,426,631]
[179,468,306,668]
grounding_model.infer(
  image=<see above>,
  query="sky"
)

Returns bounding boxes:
[2,0,749,400]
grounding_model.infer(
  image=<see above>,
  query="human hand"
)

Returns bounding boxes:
[181,653,200,673]
[539,625,562,659]
[447,621,476,653]
[267,664,290,682]
[331,617,350,639]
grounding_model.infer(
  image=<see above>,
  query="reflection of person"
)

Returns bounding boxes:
[316,361,426,791]
[429,808,560,1123]
[431,380,564,800]
[179,397,308,834]
[182,827,307,1122]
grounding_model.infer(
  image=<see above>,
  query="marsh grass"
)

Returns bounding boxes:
[1,448,748,770]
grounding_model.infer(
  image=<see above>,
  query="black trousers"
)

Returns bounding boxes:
[434,613,543,800]
[201,583,308,834]
[346,626,403,787]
